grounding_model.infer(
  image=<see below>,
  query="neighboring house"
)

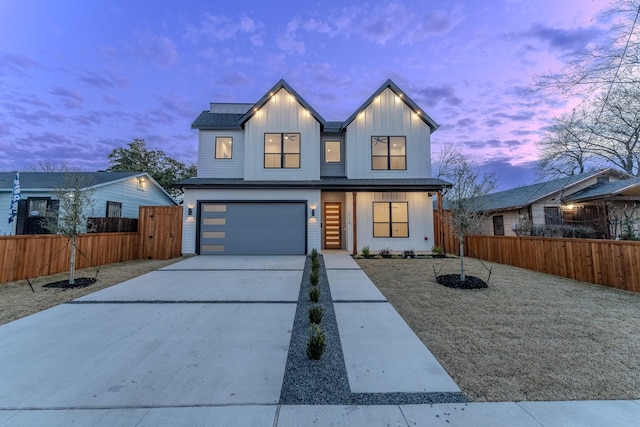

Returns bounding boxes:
[179,79,450,255]
[474,169,640,239]
[0,172,177,236]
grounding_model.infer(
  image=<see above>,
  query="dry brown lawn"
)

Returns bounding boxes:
[0,257,184,326]
[357,256,640,402]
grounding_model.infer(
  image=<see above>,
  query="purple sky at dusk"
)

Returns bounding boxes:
[0,0,612,190]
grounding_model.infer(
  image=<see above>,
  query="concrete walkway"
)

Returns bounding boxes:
[0,255,638,426]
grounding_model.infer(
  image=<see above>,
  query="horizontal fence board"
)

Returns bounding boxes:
[434,210,640,293]
[1,206,183,284]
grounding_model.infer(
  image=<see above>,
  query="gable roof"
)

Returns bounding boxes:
[470,169,632,212]
[341,79,439,132]
[239,79,325,127]
[563,177,640,203]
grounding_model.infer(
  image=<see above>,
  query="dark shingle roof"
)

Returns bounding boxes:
[177,177,451,191]
[465,170,619,212]
[0,172,143,190]
[563,177,640,202]
[191,112,244,130]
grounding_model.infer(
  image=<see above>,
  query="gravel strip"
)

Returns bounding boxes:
[279,255,467,405]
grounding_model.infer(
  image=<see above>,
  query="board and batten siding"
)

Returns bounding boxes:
[348,191,434,252]
[345,88,431,179]
[182,188,321,254]
[197,130,245,178]
[243,88,321,181]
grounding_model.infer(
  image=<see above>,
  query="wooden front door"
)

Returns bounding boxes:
[323,202,342,249]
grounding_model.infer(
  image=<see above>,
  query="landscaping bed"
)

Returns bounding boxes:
[356,256,640,402]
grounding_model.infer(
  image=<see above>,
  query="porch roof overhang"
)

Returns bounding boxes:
[177,177,451,192]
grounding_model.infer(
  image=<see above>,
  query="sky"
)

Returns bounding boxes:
[0,0,614,190]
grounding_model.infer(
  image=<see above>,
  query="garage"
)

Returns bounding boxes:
[199,201,307,255]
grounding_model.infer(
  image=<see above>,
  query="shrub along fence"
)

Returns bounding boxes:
[0,205,183,284]
[433,210,640,293]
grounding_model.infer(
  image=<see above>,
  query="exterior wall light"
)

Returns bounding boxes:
[188,208,193,216]
[311,208,315,217]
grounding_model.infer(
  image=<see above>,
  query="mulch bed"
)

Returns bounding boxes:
[437,274,488,289]
[42,277,97,289]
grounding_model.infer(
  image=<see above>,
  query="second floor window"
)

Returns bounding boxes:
[215,137,233,159]
[371,136,406,170]
[264,133,300,168]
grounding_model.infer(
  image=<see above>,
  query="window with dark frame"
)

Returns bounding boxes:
[215,137,233,159]
[373,202,409,238]
[371,136,406,170]
[324,140,341,163]
[106,201,122,218]
[493,215,505,236]
[264,133,300,168]
[544,207,562,225]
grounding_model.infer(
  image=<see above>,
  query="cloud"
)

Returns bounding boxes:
[277,19,305,55]
[522,24,600,54]
[50,86,84,109]
[186,14,265,45]
[0,51,38,76]
[414,84,462,108]
[131,32,179,68]
[403,8,463,44]
[215,71,253,87]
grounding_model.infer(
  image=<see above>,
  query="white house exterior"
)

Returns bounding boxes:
[180,79,450,255]
[0,171,176,236]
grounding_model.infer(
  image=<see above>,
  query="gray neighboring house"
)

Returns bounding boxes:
[474,169,640,239]
[1,172,177,236]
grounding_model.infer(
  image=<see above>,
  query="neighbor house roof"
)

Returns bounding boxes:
[177,177,451,192]
[0,171,144,190]
[341,79,439,132]
[563,177,640,203]
[466,169,632,212]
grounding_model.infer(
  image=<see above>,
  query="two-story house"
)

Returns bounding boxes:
[180,79,450,255]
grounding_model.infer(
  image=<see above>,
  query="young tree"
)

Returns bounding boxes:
[436,144,497,281]
[106,138,196,199]
[41,172,96,284]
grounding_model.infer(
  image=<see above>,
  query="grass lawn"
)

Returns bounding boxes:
[357,256,640,402]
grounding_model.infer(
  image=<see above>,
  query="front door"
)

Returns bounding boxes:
[323,202,342,249]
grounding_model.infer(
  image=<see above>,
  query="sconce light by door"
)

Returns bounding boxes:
[311,208,315,217]
[187,208,193,216]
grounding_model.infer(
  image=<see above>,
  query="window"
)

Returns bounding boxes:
[371,136,406,170]
[493,215,504,236]
[106,201,122,218]
[324,140,341,163]
[544,207,561,225]
[373,202,409,237]
[215,137,233,159]
[264,133,300,168]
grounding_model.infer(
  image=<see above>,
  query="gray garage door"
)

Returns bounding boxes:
[199,202,306,255]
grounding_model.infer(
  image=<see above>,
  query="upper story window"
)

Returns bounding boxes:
[215,137,233,159]
[324,140,341,163]
[264,133,300,168]
[371,136,406,170]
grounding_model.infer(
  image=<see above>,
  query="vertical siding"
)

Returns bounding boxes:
[181,188,320,254]
[244,88,321,180]
[345,88,431,179]
[197,130,245,178]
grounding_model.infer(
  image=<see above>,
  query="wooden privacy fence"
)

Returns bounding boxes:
[433,209,640,293]
[0,206,183,284]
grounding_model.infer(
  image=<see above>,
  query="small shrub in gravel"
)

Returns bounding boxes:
[308,305,323,324]
[309,287,320,302]
[437,274,488,289]
[307,324,326,360]
[311,248,318,260]
[312,259,320,272]
[310,269,319,286]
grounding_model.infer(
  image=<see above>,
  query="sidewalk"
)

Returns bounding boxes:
[0,254,638,426]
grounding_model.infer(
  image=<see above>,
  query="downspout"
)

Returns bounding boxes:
[352,191,358,255]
